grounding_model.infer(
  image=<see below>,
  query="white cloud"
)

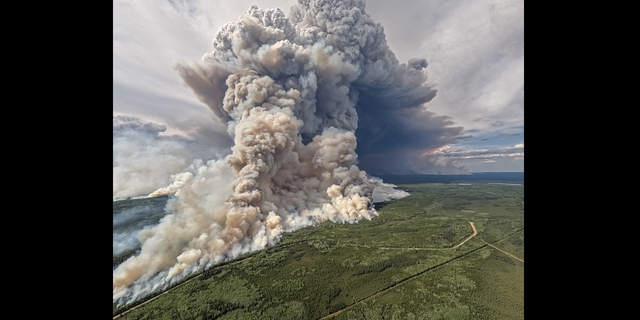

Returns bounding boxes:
[365,0,524,135]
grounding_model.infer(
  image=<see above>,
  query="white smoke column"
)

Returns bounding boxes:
[113,0,461,303]
[147,172,194,198]
[370,177,410,203]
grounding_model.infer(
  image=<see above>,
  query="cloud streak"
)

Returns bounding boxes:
[440,143,524,160]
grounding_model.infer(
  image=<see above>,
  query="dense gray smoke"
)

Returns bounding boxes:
[114,0,463,303]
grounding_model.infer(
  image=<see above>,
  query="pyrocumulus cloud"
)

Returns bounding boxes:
[113,0,465,303]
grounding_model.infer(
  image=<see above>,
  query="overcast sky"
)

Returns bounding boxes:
[113,0,523,173]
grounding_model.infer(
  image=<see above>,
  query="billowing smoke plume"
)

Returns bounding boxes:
[114,0,464,303]
[113,115,228,199]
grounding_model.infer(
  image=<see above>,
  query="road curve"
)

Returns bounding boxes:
[451,222,477,250]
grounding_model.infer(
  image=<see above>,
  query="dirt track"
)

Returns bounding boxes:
[317,224,525,320]
[318,222,479,320]
[481,238,524,263]
[452,222,477,249]
[348,221,478,251]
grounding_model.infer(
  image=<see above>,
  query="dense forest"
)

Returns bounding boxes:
[113,182,524,319]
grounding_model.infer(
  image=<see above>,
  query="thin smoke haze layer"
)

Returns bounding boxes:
[112,201,171,256]
[113,0,464,303]
[113,115,228,199]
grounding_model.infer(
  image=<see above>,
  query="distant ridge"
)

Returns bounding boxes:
[374,172,524,185]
